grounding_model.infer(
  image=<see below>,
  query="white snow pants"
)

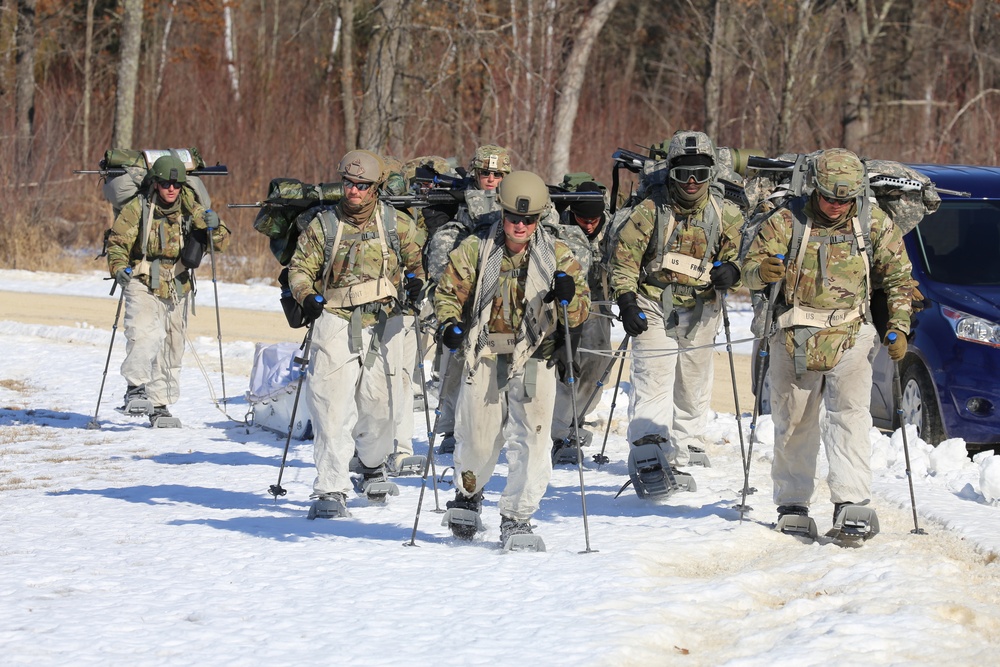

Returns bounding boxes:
[307,312,403,496]
[121,281,188,406]
[552,311,612,441]
[769,323,877,507]
[454,356,557,521]
[394,315,417,456]
[626,294,721,465]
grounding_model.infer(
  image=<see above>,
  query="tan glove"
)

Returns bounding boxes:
[911,285,927,313]
[885,329,907,361]
[758,256,786,283]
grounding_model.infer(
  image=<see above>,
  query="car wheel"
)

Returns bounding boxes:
[899,361,945,445]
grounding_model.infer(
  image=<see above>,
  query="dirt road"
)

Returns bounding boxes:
[0,289,755,416]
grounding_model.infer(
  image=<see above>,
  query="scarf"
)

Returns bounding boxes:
[463,219,558,378]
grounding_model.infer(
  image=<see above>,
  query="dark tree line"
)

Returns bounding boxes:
[1,0,997,279]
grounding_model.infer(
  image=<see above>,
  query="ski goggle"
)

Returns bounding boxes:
[669,166,712,184]
[343,178,373,191]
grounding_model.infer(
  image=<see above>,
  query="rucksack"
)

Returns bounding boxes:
[96,147,213,262]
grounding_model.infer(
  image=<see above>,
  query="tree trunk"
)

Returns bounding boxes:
[547,0,620,181]
[83,0,97,165]
[223,0,240,103]
[112,0,144,149]
[358,0,407,152]
[703,0,723,139]
[339,0,358,152]
[15,0,37,169]
[154,0,178,104]
[775,0,814,152]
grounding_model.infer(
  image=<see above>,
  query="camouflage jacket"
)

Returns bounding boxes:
[609,187,744,308]
[106,186,230,299]
[558,211,608,301]
[742,197,913,370]
[424,188,502,284]
[288,202,425,328]
[435,230,590,340]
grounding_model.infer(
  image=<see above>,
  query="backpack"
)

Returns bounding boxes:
[741,152,940,337]
[251,177,403,328]
[96,147,212,263]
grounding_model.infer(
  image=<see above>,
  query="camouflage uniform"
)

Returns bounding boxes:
[106,179,230,409]
[434,219,590,522]
[287,150,425,498]
[426,145,512,445]
[551,190,611,446]
[608,132,744,465]
[741,148,913,512]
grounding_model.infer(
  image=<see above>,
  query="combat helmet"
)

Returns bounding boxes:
[497,170,550,216]
[470,144,512,175]
[149,155,187,184]
[338,150,386,184]
[813,148,865,200]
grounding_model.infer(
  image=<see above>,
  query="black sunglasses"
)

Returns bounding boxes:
[344,178,373,191]
[820,192,854,205]
[156,180,183,190]
[504,212,539,226]
[478,170,505,179]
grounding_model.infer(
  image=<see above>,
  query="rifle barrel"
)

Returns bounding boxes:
[73,166,230,177]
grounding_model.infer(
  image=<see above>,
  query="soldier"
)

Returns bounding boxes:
[741,148,912,534]
[608,131,744,482]
[287,149,425,518]
[106,154,231,427]
[434,170,590,546]
[425,144,512,454]
[550,181,612,462]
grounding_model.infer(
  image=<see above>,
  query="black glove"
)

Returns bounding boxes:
[440,318,465,351]
[301,293,326,321]
[545,271,576,304]
[710,261,740,291]
[115,267,132,288]
[617,292,648,337]
[404,272,423,305]
[421,205,454,236]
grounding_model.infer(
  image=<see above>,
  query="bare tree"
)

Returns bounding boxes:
[15,0,37,169]
[82,0,97,165]
[223,0,241,104]
[840,0,896,149]
[548,0,620,181]
[112,0,143,149]
[358,0,408,152]
[154,0,178,104]
[340,0,358,152]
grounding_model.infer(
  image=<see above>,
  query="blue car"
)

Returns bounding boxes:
[868,164,1000,452]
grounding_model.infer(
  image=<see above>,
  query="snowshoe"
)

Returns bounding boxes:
[118,384,154,417]
[827,503,880,544]
[354,464,399,502]
[627,437,679,499]
[438,432,456,455]
[774,505,819,542]
[499,516,546,552]
[687,445,712,468]
[149,405,181,429]
[307,492,351,519]
[551,437,582,466]
[441,491,484,540]
[387,452,424,477]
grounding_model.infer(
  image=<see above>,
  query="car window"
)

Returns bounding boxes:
[913,201,1000,286]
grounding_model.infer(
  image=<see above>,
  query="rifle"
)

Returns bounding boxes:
[745,155,971,198]
[611,146,750,209]
[227,188,606,210]
[74,164,230,178]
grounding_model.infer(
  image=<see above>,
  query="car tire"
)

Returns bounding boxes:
[899,360,945,445]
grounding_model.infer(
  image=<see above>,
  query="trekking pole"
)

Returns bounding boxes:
[206,215,228,407]
[889,332,927,535]
[714,263,749,520]
[575,334,629,456]
[738,254,784,519]
[86,279,128,430]
[268,324,315,500]
[594,335,631,466]
[561,300,598,554]
[410,311,443,511]
[405,347,456,547]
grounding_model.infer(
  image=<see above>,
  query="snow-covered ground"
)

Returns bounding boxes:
[2,269,999,665]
